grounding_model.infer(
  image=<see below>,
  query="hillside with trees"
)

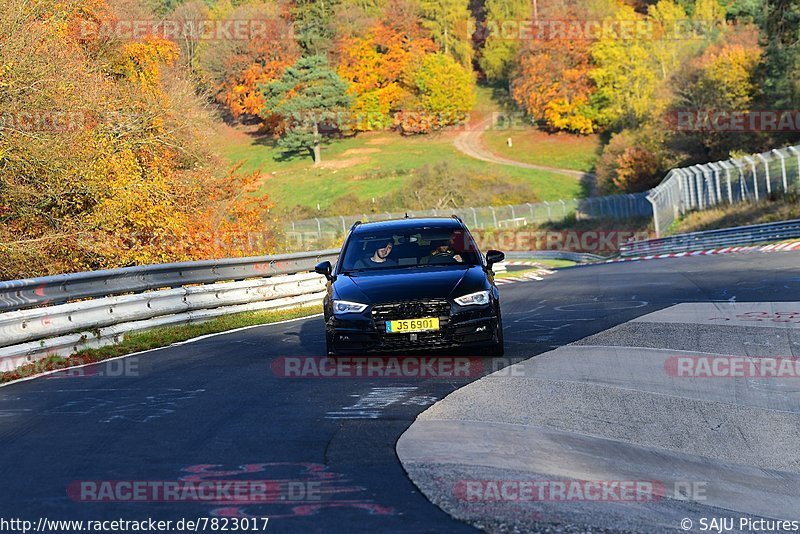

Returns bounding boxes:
[2,0,799,277]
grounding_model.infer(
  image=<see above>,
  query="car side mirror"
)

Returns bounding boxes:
[486,250,505,270]
[313,261,333,281]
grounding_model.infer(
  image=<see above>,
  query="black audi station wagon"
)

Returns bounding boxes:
[314,216,505,356]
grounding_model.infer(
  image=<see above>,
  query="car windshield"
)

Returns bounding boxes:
[339,227,482,272]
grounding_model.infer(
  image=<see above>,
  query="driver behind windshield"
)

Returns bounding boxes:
[353,239,397,269]
[426,232,466,264]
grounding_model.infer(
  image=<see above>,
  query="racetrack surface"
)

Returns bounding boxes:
[0,252,798,533]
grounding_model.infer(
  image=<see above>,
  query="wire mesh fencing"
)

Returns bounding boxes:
[648,145,800,236]
[284,194,652,249]
[284,144,800,248]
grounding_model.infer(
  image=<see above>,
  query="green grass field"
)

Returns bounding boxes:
[217,126,584,216]
[215,85,600,217]
[482,127,602,173]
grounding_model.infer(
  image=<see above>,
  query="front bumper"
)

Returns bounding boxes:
[327,300,499,353]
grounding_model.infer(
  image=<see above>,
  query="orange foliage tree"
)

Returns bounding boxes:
[336,3,437,131]
[0,0,278,279]
[511,37,596,135]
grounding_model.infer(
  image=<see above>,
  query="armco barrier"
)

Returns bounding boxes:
[619,219,800,257]
[504,251,605,263]
[0,249,339,313]
[0,251,339,372]
[0,274,326,348]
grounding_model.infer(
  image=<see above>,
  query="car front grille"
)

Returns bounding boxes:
[371,300,452,348]
[371,299,451,323]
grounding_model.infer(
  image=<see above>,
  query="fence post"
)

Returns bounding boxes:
[509,205,516,220]
[572,200,581,221]
[647,194,661,237]
[470,207,478,227]
[544,201,551,221]
[526,202,534,224]
[744,156,759,202]
[710,163,723,205]
[315,218,322,239]
[559,199,566,218]
[690,166,702,209]
[489,206,497,227]
[732,159,746,201]
[700,164,714,206]
[757,153,772,196]
[788,147,800,188]
[773,149,788,192]
[721,162,733,204]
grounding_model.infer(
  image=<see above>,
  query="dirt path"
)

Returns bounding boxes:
[454,116,595,180]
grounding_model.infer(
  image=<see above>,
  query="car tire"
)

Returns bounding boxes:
[487,315,504,357]
[325,333,336,357]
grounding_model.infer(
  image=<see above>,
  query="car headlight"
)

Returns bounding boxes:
[333,300,368,314]
[454,290,491,306]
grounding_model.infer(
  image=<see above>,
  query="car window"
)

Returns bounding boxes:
[340,227,482,272]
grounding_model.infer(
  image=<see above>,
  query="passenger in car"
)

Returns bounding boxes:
[354,239,397,268]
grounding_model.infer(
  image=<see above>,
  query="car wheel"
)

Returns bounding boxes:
[487,316,504,357]
[325,333,336,357]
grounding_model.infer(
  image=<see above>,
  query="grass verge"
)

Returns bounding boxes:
[482,127,601,173]
[669,196,800,235]
[0,305,320,384]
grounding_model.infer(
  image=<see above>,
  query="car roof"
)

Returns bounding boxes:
[351,217,464,234]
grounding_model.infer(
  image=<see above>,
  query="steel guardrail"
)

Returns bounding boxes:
[0,249,340,313]
[505,251,606,263]
[619,219,800,257]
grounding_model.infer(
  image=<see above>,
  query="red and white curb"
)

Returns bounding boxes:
[495,268,556,285]
[606,240,800,264]
[503,260,547,267]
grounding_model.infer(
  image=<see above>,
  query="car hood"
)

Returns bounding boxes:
[334,266,487,303]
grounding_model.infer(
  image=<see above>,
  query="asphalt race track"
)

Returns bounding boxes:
[0,252,798,533]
